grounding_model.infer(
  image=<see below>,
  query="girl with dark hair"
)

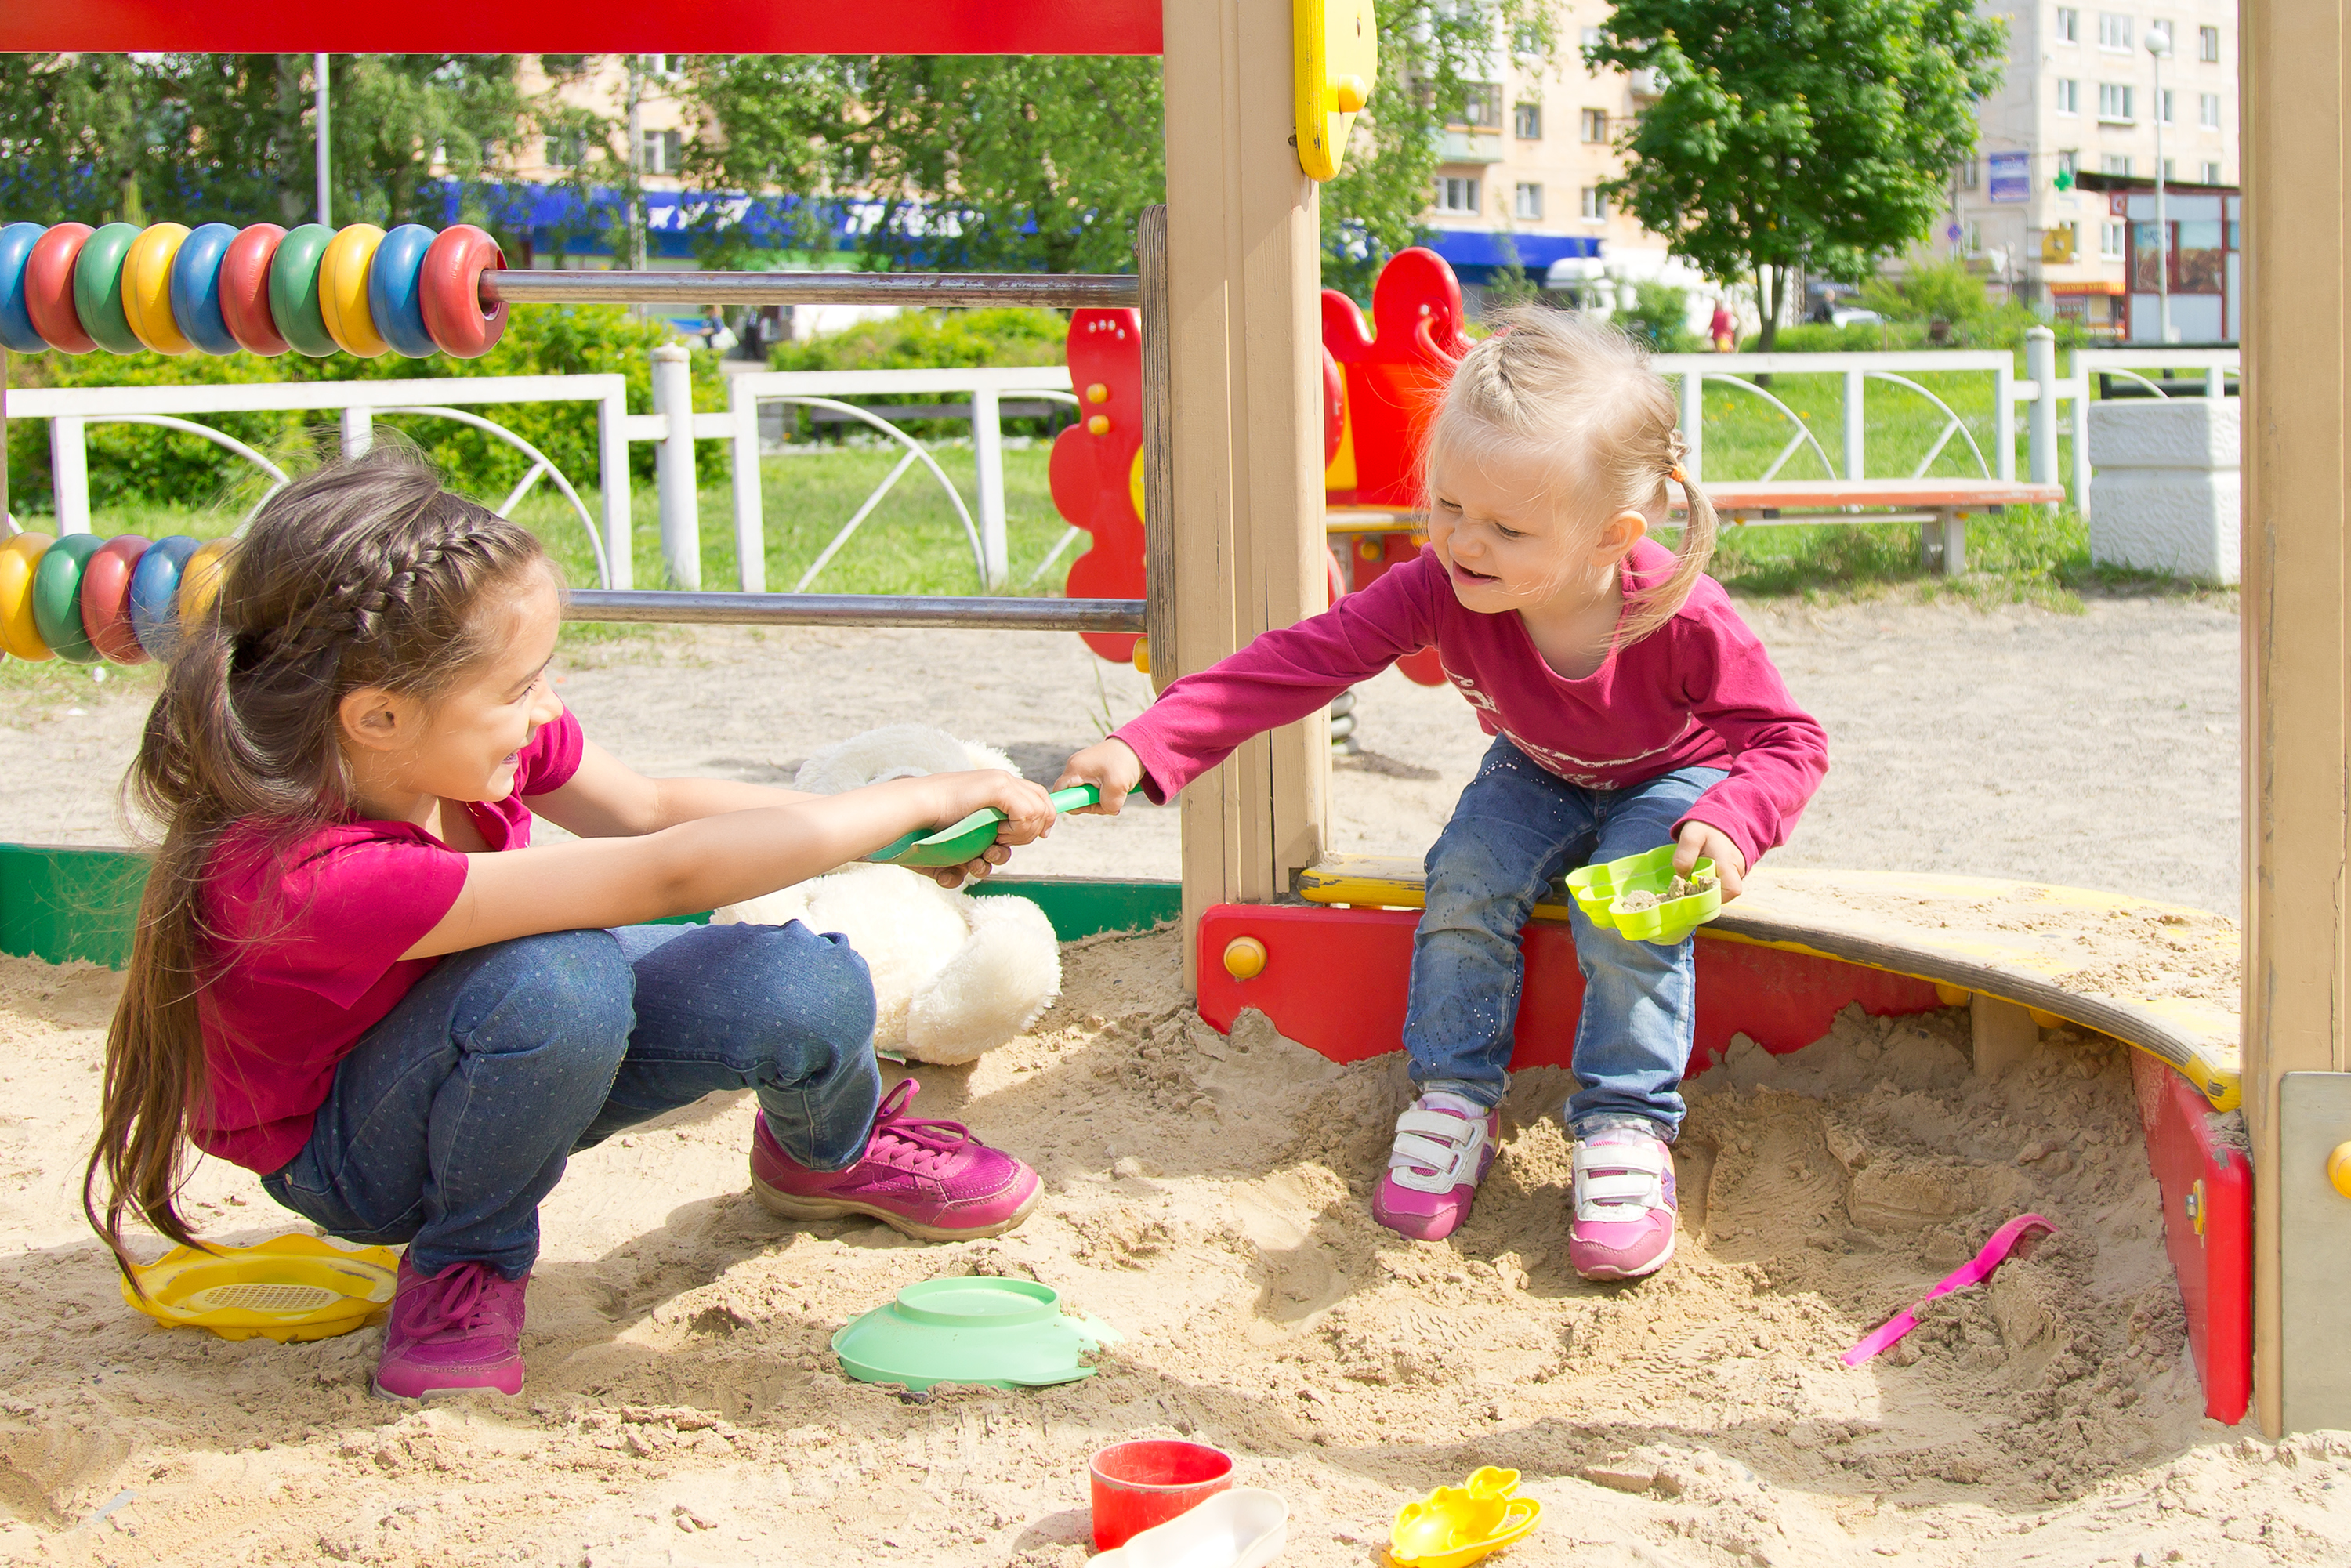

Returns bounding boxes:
[88,448,1056,1400]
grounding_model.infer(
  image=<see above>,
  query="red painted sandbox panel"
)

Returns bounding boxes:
[2130,1052,2253,1425]
[1196,904,1943,1075]
[0,1,1162,55]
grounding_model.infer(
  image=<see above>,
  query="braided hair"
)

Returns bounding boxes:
[90,447,550,1282]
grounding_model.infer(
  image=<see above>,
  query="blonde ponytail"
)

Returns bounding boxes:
[1620,431,1719,643]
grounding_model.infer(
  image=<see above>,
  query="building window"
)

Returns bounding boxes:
[2162,158,2175,181]
[1513,102,1542,139]
[1957,158,1979,190]
[2057,149,2080,178]
[1580,186,1607,220]
[2199,92,2222,129]
[2054,6,2078,42]
[2101,219,2127,258]
[639,129,682,174]
[2098,82,2135,121]
[2158,89,2174,124]
[2101,153,2134,176]
[1579,107,1609,143]
[2201,160,2222,184]
[1580,25,1605,51]
[2055,78,2079,114]
[2096,12,2131,49]
[545,133,591,168]
[1514,183,1544,220]
[1436,176,1481,214]
[2197,25,2220,62]
[1458,82,1502,129]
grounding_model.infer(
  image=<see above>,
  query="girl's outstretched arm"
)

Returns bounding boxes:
[400,769,1054,959]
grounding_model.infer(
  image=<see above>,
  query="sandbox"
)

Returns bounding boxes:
[2,929,2344,1567]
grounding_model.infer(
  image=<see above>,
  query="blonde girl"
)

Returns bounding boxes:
[1059,309,1827,1279]
[89,451,1056,1400]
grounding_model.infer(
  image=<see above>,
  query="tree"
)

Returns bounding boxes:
[676,2,1553,295]
[0,55,531,240]
[1586,0,2005,350]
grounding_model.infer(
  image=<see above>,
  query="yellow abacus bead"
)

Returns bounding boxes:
[0,533,57,661]
[178,538,236,627]
[317,225,389,357]
[123,224,195,355]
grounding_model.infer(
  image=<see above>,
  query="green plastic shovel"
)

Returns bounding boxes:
[868,784,1101,868]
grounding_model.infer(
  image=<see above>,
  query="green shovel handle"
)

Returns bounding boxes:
[868,783,1103,867]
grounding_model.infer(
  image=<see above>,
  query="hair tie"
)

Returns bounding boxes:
[1669,464,1687,484]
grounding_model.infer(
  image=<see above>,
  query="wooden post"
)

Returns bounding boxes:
[2242,0,2349,1439]
[1160,0,1331,989]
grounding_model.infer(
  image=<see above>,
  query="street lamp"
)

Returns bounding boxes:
[2147,27,2175,342]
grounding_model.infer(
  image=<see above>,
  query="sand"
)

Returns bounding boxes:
[2,925,2345,1568]
[0,592,2244,914]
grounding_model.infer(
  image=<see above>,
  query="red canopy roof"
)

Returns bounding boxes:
[0,0,1161,54]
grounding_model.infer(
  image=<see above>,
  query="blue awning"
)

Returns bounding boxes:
[1420,229,1602,281]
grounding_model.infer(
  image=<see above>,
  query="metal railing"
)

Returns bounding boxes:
[5,375,632,588]
[1651,349,2020,486]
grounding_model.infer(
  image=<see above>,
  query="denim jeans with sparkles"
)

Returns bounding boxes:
[1404,735,1729,1141]
[260,920,882,1279]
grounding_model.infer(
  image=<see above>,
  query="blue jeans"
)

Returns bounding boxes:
[1404,737,1729,1140]
[260,921,882,1279]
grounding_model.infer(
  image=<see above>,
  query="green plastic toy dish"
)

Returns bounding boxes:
[1562,844,1722,945]
[868,783,1101,868]
[832,1276,1117,1391]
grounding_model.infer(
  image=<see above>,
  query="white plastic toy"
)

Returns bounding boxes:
[714,725,1062,1065]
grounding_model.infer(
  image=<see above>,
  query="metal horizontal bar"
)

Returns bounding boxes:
[486,270,1140,310]
[564,590,1146,632]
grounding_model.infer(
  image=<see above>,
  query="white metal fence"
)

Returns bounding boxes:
[3,337,2243,585]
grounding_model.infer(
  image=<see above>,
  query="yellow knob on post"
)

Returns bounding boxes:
[1088,415,1111,436]
[1933,983,1972,1008]
[1223,936,1267,981]
[1333,74,1368,113]
[1086,382,1110,404]
[2328,1141,2351,1200]
[1131,636,1150,675]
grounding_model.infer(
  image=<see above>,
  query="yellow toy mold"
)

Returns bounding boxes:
[1389,1466,1542,1568]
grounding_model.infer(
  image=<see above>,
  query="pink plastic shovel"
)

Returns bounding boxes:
[1842,1212,2058,1367]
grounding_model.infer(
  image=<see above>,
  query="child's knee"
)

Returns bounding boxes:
[697,919,878,1060]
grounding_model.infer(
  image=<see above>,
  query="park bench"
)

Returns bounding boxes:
[1695,477,2067,574]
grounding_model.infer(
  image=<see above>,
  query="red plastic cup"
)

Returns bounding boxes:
[1088,1439,1235,1551]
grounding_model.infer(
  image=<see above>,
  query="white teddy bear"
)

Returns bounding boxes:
[712,724,1063,1066]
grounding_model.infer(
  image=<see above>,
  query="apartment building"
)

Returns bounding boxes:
[1418,7,1714,324]
[504,54,699,269]
[1963,2,2239,339]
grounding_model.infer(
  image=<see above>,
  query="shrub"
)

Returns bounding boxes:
[1612,278,1699,355]
[2,305,726,520]
[767,306,1073,440]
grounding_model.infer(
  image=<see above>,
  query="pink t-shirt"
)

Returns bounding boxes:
[190,709,587,1174]
[1114,541,1828,866]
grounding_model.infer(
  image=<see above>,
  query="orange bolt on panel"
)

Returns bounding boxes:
[1222,936,1267,981]
[1087,414,1111,436]
[1086,382,1110,403]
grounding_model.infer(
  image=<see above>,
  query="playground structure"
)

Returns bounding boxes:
[0,0,2342,1442]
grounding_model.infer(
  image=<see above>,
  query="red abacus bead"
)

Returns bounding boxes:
[218,224,290,355]
[418,224,507,359]
[80,534,153,664]
[24,223,97,354]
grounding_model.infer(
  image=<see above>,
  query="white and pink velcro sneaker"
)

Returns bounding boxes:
[1372,1094,1500,1241]
[1568,1124,1679,1280]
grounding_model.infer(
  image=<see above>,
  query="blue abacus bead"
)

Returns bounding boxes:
[0,223,48,353]
[368,224,440,358]
[168,223,242,355]
[128,534,201,658]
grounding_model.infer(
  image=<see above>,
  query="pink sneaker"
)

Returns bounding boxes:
[752,1078,1041,1240]
[1569,1126,1679,1280]
[373,1258,527,1400]
[1372,1095,1499,1241]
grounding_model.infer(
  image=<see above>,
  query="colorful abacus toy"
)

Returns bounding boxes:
[0,221,509,360]
[0,529,226,664]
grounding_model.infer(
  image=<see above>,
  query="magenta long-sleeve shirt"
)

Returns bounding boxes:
[1113,541,1828,867]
